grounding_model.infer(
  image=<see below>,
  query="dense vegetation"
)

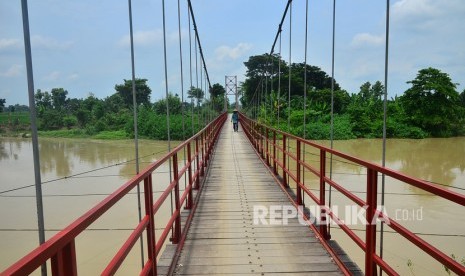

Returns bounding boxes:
[2,54,465,140]
[0,79,225,140]
[241,54,465,139]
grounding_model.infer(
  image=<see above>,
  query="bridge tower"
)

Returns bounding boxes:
[225,75,238,111]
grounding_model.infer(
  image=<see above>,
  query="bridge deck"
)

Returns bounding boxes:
[163,121,342,275]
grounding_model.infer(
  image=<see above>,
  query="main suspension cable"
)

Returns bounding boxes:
[187,0,211,90]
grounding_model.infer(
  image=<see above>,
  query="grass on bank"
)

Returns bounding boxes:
[37,129,128,140]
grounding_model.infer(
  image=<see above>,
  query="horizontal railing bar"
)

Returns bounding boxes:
[102,216,149,276]
[240,113,465,275]
[379,212,465,275]
[373,254,399,276]
[300,184,320,205]
[153,181,177,215]
[1,112,227,275]
[156,209,180,256]
[325,177,366,207]
[180,185,192,205]
[325,208,365,250]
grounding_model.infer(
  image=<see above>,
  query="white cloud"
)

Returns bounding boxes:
[31,35,74,51]
[351,33,384,48]
[67,73,79,80]
[214,43,252,61]
[391,0,465,30]
[0,38,21,51]
[118,30,163,47]
[44,71,60,81]
[0,64,22,77]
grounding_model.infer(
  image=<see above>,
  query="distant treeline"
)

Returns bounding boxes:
[2,57,465,140]
[241,54,465,139]
[0,79,226,140]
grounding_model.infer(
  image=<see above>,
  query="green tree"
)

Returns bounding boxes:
[210,83,225,98]
[187,86,204,106]
[400,67,463,137]
[154,93,183,115]
[114,78,151,108]
[0,98,5,112]
[460,89,465,107]
[210,83,226,112]
[35,89,53,115]
[242,54,286,108]
[291,63,341,94]
[51,88,68,110]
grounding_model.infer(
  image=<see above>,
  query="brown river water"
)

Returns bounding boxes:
[0,137,464,275]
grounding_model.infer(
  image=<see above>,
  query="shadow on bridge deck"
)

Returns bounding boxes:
[159,121,351,275]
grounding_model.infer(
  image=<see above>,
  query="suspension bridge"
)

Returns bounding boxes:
[2,0,465,275]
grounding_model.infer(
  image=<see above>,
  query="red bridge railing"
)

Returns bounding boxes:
[2,113,227,276]
[240,113,465,276]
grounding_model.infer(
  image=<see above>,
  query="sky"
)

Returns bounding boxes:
[1,0,464,106]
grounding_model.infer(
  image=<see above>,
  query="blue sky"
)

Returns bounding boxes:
[1,0,464,106]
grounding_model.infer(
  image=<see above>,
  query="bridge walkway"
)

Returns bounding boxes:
[161,120,343,275]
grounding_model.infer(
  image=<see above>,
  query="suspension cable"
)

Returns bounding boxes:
[328,0,337,237]
[380,1,391,274]
[287,1,292,186]
[127,0,144,268]
[177,0,188,191]
[20,2,46,274]
[278,33,282,129]
[194,34,200,128]
[270,0,293,56]
[187,0,211,90]
[161,0,174,236]
[188,9,194,136]
[302,0,309,206]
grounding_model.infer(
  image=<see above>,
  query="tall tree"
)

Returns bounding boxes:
[35,89,52,115]
[242,54,286,108]
[51,88,68,110]
[0,98,5,112]
[187,86,204,106]
[114,78,151,108]
[210,83,225,98]
[400,67,462,136]
[210,83,226,112]
[291,63,340,94]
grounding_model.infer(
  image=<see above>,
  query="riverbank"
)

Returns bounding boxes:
[0,128,129,140]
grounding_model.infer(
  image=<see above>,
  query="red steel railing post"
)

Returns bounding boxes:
[51,240,77,276]
[282,134,288,187]
[204,127,208,164]
[273,131,277,174]
[260,125,265,158]
[296,140,302,206]
[186,142,193,209]
[205,126,212,164]
[319,149,329,239]
[144,175,157,276]
[365,168,378,275]
[194,137,200,189]
[200,133,205,177]
[266,128,270,166]
[172,153,181,244]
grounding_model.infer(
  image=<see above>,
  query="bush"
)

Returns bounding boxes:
[372,118,427,139]
[63,116,77,129]
[94,130,127,140]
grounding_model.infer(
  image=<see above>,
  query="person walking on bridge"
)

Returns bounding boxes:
[231,109,239,132]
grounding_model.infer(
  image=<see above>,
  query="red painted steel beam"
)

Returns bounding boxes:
[2,112,227,275]
[379,213,465,275]
[102,216,149,275]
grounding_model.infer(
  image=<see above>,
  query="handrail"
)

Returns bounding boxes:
[240,112,465,276]
[2,112,227,276]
